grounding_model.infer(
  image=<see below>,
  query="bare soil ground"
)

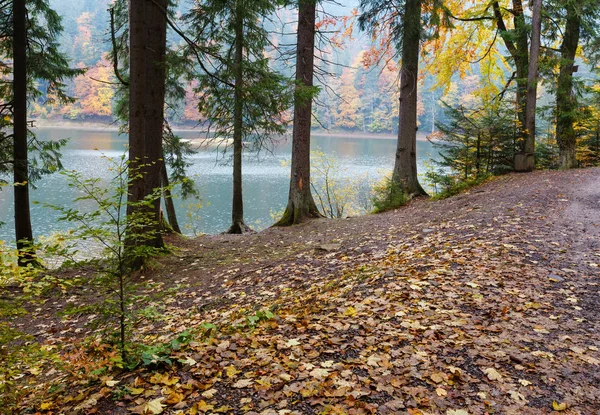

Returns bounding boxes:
[2,167,599,415]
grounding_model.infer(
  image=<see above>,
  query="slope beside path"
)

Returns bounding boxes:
[5,168,600,415]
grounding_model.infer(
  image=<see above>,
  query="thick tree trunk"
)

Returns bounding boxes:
[160,161,182,234]
[144,0,167,243]
[556,3,580,169]
[513,0,529,150]
[275,0,322,226]
[493,0,529,168]
[13,0,35,266]
[522,0,542,171]
[127,0,166,259]
[392,0,426,197]
[227,0,250,234]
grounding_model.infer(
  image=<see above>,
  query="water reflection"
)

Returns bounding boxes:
[0,127,439,241]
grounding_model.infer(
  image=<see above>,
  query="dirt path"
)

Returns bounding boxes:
[3,167,600,415]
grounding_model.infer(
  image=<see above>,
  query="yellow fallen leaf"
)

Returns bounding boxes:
[194,400,214,412]
[145,398,165,414]
[552,401,568,411]
[149,373,179,386]
[40,402,53,410]
[225,365,239,378]
[165,391,184,405]
[436,387,448,397]
[344,306,357,317]
[447,410,469,415]
[129,387,145,395]
[105,379,120,387]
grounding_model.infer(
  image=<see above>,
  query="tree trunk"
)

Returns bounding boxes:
[556,3,580,169]
[127,0,166,260]
[13,0,35,266]
[160,161,182,234]
[512,0,529,151]
[275,0,322,226]
[227,0,250,234]
[391,0,427,197]
[144,0,167,244]
[520,0,542,171]
[493,0,529,160]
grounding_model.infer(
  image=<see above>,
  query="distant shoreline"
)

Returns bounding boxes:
[33,120,436,142]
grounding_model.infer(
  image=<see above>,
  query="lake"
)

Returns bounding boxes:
[0,127,440,242]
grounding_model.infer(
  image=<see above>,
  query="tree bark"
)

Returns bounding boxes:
[522,0,542,171]
[160,161,182,234]
[275,0,322,226]
[227,0,250,234]
[13,0,35,266]
[127,0,166,259]
[493,1,529,159]
[392,0,427,197]
[556,3,580,169]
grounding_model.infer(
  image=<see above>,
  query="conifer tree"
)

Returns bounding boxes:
[359,0,429,197]
[276,0,322,226]
[185,0,291,234]
[0,0,82,265]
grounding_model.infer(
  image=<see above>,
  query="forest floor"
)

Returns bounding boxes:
[1,167,599,415]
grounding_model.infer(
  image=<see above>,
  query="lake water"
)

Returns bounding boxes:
[0,127,440,242]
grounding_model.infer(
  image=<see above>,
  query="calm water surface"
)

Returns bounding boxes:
[0,127,440,241]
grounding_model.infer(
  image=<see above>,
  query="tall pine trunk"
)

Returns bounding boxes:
[523,0,542,170]
[13,0,35,266]
[392,0,426,197]
[556,3,580,169]
[227,0,250,234]
[276,0,322,226]
[127,0,166,257]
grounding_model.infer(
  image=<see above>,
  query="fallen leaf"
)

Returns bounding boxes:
[225,365,240,378]
[430,372,445,384]
[518,379,532,386]
[285,338,300,348]
[201,388,217,398]
[145,398,165,415]
[232,379,254,388]
[484,367,503,382]
[309,368,330,379]
[552,401,568,411]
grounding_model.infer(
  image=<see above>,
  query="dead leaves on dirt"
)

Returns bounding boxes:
[11,173,600,414]
[28,222,599,415]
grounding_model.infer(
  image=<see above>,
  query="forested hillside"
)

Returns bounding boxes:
[33,0,443,133]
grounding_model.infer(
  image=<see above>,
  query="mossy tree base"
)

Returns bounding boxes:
[274,201,322,227]
[226,220,253,234]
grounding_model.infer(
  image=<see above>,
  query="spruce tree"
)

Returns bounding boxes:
[185,0,291,234]
[0,0,82,265]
